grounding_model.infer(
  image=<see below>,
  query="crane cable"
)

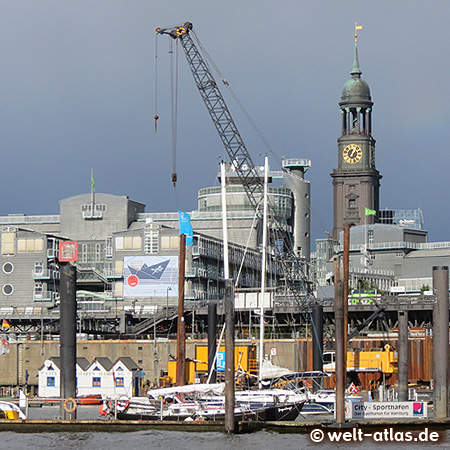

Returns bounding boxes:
[192,30,282,168]
[154,34,159,132]
[170,39,179,187]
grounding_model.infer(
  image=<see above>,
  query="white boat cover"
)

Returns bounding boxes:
[147,383,225,398]
[260,360,295,380]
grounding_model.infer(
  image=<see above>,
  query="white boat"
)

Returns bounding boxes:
[104,381,305,422]
[0,401,26,420]
[301,389,362,415]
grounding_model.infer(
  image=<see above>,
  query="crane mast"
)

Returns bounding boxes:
[156,22,313,305]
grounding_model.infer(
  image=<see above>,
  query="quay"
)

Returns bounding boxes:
[1,418,450,434]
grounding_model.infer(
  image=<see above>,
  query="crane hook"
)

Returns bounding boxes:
[172,172,177,187]
[154,115,159,133]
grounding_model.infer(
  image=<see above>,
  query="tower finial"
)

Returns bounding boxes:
[354,22,363,43]
[352,23,363,76]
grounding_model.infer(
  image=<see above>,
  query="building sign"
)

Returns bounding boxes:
[123,256,179,298]
[59,241,78,262]
[270,347,277,357]
[346,401,427,420]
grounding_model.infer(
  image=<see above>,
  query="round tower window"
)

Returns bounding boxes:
[2,284,13,295]
[2,262,13,274]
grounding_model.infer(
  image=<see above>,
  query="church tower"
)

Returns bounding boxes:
[331,29,381,240]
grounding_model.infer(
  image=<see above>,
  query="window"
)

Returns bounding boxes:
[34,284,43,295]
[47,376,55,387]
[17,239,44,253]
[115,377,124,387]
[34,261,43,275]
[145,224,159,254]
[95,243,101,263]
[368,229,374,245]
[161,236,180,249]
[116,236,143,251]
[2,262,14,274]
[92,377,101,387]
[82,244,88,263]
[2,284,13,296]
[2,230,16,255]
[105,236,112,258]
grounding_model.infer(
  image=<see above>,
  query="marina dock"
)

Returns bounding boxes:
[1,418,450,434]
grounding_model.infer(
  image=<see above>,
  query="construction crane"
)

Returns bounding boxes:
[156,22,313,308]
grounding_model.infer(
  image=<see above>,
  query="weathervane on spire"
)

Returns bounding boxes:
[354,22,363,42]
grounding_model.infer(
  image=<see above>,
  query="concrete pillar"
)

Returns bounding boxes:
[397,310,409,401]
[59,263,77,420]
[433,266,449,418]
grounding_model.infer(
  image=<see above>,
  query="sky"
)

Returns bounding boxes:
[1,1,450,246]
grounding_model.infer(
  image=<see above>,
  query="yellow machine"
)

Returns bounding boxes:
[324,345,398,373]
[167,344,258,385]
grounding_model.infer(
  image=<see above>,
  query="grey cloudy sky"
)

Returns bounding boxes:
[1,1,450,245]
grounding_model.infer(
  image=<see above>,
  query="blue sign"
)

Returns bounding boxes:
[216,351,225,372]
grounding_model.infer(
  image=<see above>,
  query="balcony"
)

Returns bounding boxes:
[103,268,123,279]
[82,211,103,220]
[33,291,58,302]
[32,269,60,280]
[104,291,124,301]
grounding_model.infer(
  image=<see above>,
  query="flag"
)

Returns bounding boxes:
[91,169,95,192]
[355,25,363,31]
[2,338,9,347]
[349,382,359,394]
[365,208,376,216]
[2,320,10,329]
[178,211,193,246]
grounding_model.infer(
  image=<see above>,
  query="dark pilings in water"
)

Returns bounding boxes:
[312,303,323,392]
[224,279,235,434]
[433,266,449,418]
[59,263,77,420]
[397,309,409,402]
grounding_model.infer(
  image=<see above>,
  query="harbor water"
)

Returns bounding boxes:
[4,405,450,449]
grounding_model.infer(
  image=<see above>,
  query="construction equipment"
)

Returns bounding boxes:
[156,22,313,308]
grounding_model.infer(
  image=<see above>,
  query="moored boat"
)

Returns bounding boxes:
[0,401,26,420]
[76,394,103,405]
[105,383,305,422]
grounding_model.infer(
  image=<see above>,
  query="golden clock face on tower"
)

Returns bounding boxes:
[343,144,363,164]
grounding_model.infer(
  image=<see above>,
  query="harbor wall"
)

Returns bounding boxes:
[0,335,435,393]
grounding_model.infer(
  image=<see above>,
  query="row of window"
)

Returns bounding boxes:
[2,233,45,256]
[47,376,124,387]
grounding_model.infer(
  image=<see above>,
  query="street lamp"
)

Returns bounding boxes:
[166,286,172,319]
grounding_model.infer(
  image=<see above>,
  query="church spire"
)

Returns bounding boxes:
[351,23,363,77]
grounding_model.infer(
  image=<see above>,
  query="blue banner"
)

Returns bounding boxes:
[178,211,193,246]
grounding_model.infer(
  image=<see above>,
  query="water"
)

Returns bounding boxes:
[7,405,450,449]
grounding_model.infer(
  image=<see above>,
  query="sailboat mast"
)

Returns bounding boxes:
[221,162,230,279]
[258,155,269,387]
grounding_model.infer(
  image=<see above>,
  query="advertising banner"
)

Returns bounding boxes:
[123,256,179,298]
[346,401,427,420]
